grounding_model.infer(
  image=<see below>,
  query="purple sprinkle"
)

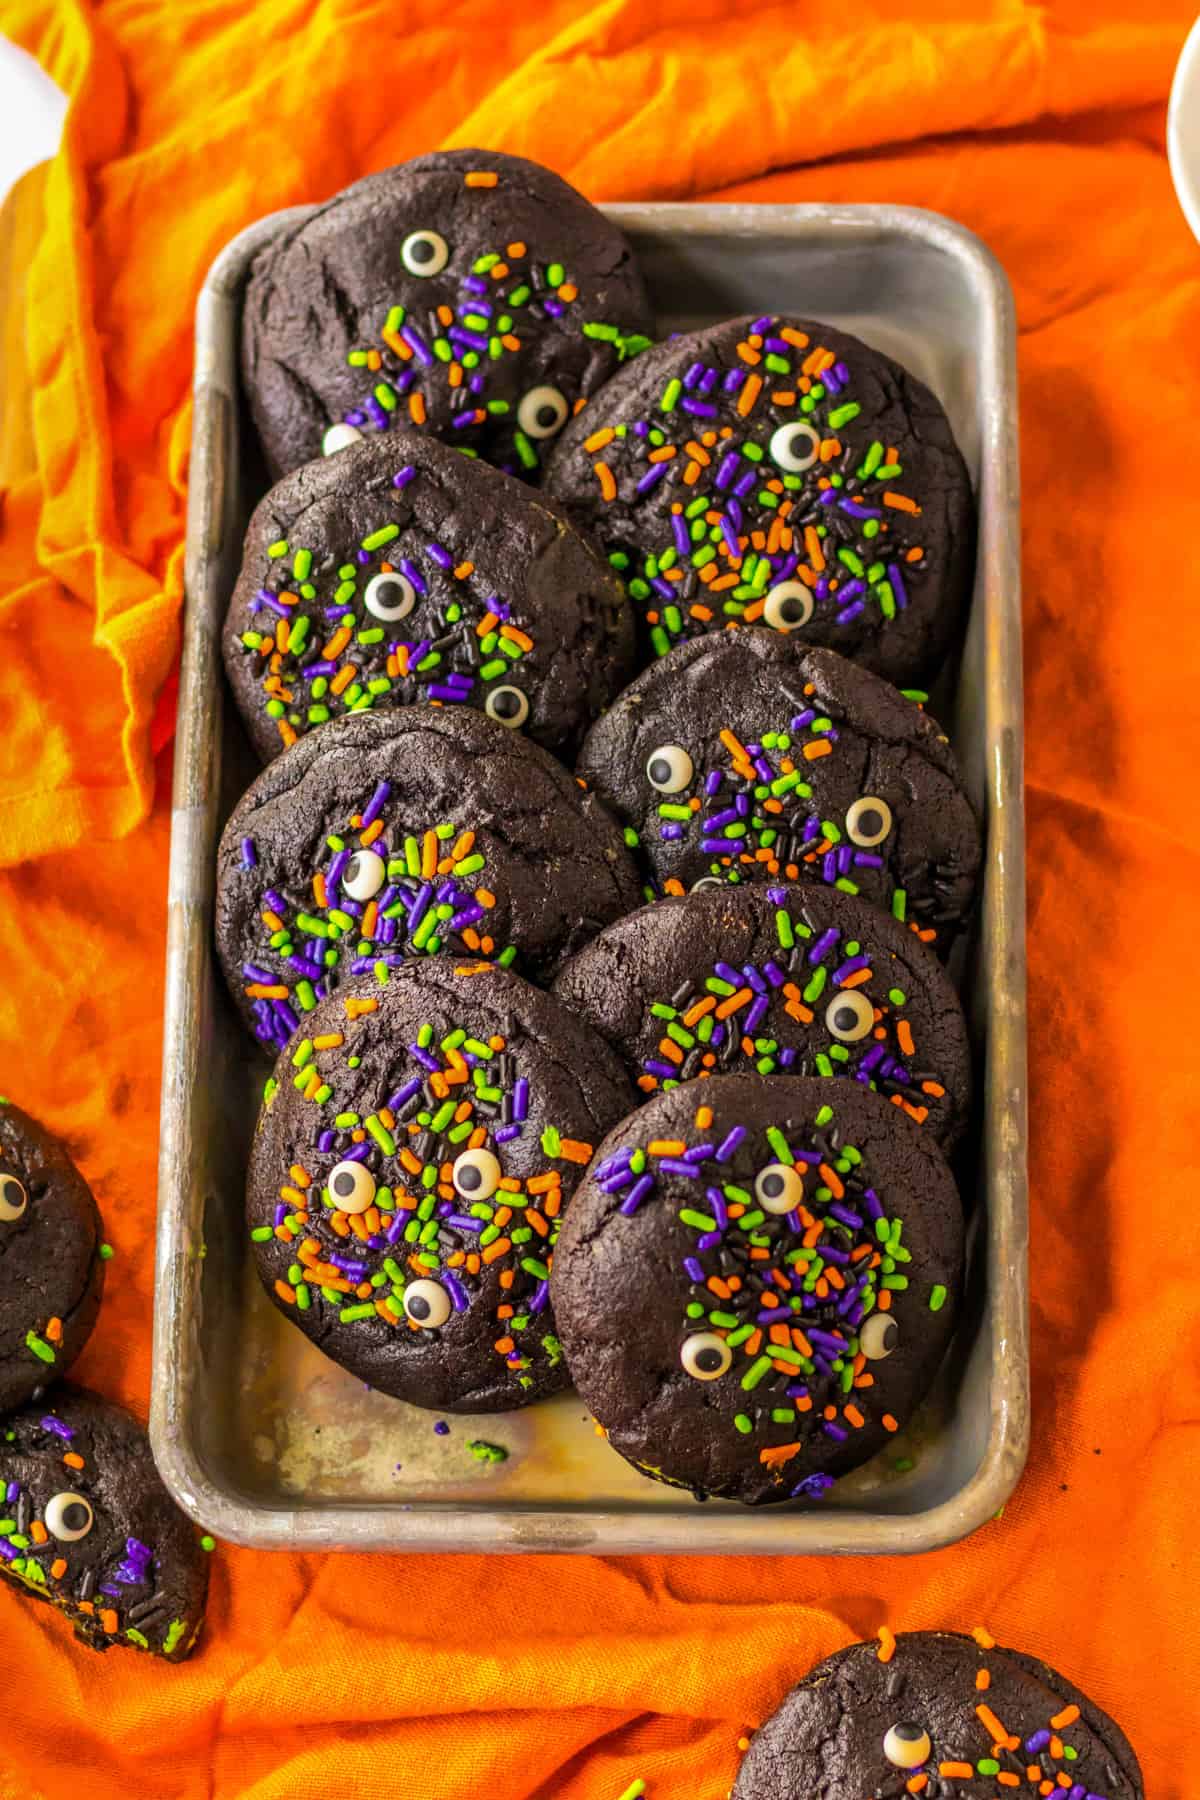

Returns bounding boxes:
[683,1142,714,1164]
[822,851,838,884]
[822,1422,849,1442]
[443,1273,471,1312]
[681,360,705,390]
[99,1584,122,1599]
[360,781,391,827]
[839,499,881,519]
[410,1045,441,1073]
[40,1417,73,1440]
[434,1421,450,1436]
[427,543,453,571]
[741,963,768,996]
[744,995,769,1034]
[829,1204,864,1229]
[1025,1731,1051,1754]
[832,955,870,983]
[792,1471,835,1500]
[620,1174,654,1215]
[463,275,488,295]
[705,1187,728,1229]
[888,562,909,609]
[494,1124,522,1144]
[342,1142,372,1165]
[427,683,469,701]
[643,1059,679,1079]
[273,1202,288,1226]
[391,466,417,491]
[763,960,787,987]
[714,452,740,491]
[853,851,884,868]
[366,399,389,431]
[513,1078,529,1122]
[704,769,723,796]
[397,559,427,595]
[528,1280,551,1314]
[401,325,433,366]
[734,470,758,499]
[658,1157,700,1178]
[543,297,565,318]
[682,1255,705,1282]
[716,1126,745,1161]
[5,1481,19,1503]
[451,410,480,431]
[862,1187,885,1222]
[635,463,668,495]
[836,601,865,625]
[720,517,741,560]
[242,963,274,983]
[649,576,675,601]
[680,397,718,418]
[696,1231,722,1251]
[837,846,853,876]
[700,838,732,854]
[671,512,690,555]
[809,928,840,965]
[750,315,772,334]
[241,837,257,868]
[723,367,745,392]
[659,824,684,842]
[273,1000,299,1036]
[0,1542,16,1563]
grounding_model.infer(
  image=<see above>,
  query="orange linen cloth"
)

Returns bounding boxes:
[0,2,1197,1795]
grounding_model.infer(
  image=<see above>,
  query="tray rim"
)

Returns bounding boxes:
[153,197,1028,1556]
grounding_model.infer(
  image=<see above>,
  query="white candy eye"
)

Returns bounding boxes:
[883,1724,931,1769]
[762,581,814,633]
[825,989,875,1043]
[403,1279,452,1329]
[327,1160,376,1215]
[401,229,449,277]
[517,385,569,439]
[343,849,386,901]
[754,1163,804,1214]
[485,686,529,729]
[452,1147,501,1201]
[845,796,893,847]
[364,572,416,623]
[0,1173,27,1222]
[768,420,821,472]
[646,745,694,793]
[680,1332,732,1380]
[45,1492,93,1542]
[322,422,363,456]
[690,875,725,892]
[860,1313,899,1360]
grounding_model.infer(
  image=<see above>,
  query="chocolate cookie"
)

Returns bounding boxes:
[247,959,632,1411]
[0,1100,105,1413]
[576,632,981,957]
[544,313,973,682]
[552,884,971,1152]
[241,148,653,480]
[551,1075,962,1504]
[734,1629,1143,1799]
[223,432,636,763]
[0,1388,209,1661]
[216,707,642,1054]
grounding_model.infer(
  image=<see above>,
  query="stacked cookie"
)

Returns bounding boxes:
[220,148,985,1508]
[0,1102,209,1659]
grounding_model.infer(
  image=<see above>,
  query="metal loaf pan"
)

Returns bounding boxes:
[153,202,1027,1555]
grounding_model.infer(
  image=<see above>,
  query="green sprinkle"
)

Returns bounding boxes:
[616,1784,647,1800]
[775,909,795,949]
[200,1536,216,1553]
[250,1226,273,1243]
[520,1257,550,1281]
[815,1104,834,1127]
[361,524,400,552]
[541,1126,562,1158]
[679,1208,718,1232]
[891,889,907,922]
[741,1355,772,1391]
[339,1303,376,1322]
[660,378,682,413]
[366,1116,396,1156]
[163,1620,187,1655]
[733,1414,754,1435]
[827,402,861,429]
[513,430,538,471]
[467,1439,509,1464]
[267,539,288,559]
[292,548,312,581]
[24,1332,55,1365]
[929,1284,948,1312]
[99,1242,114,1260]
[765,1127,792,1164]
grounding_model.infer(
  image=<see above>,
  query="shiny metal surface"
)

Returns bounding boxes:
[153,202,1026,1554]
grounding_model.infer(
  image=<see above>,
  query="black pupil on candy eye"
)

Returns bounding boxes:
[856,808,884,838]
[833,1006,858,1032]
[333,1172,356,1198]
[648,758,672,786]
[779,598,805,622]
[62,1503,89,1533]
[695,1347,723,1372]
[457,1165,482,1192]
[535,404,559,429]
[882,1321,898,1351]
[374,581,404,608]
[760,1172,785,1198]
[493,691,522,719]
[893,1723,924,1741]
[408,1295,431,1321]
[410,240,435,264]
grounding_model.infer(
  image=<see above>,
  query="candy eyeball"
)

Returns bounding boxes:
[403,1279,452,1329]
[754,1163,804,1214]
[45,1492,94,1542]
[883,1723,931,1768]
[401,229,449,277]
[690,875,726,892]
[484,686,530,729]
[824,989,875,1043]
[452,1147,501,1201]
[768,420,821,473]
[516,385,569,439]
[326,1160,376,1215]
[322,422,363,456]
[860,1313,899,1360]
[680,1332,732,1380]
[0,1172,28,1222]
[645,745,694,794]
[342,849,386,902]
[762,581,814,633]
[845,796,893,847]
[364,572,416,623]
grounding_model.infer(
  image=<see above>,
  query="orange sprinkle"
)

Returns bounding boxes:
[695,1105,714,1130]
[101,1609,119,1635]
[594,461,617,501]
[45,1316,64,1346]
[494,1336,515,1355]
[465,170,498,187]
[736,373,763,415]
[584,427,615,452]
[245,982,288,999]
[330,663,357,696]
[345,996,379,1019]
[29,1519,48,1545]
[500,624,534,652]
[507,241,526,257]
[876,1626,896,1662]
[839,966,874,988]
[896,1019,916,1057]
[1050,1704,1080,1729]
[843,1404,865,1429]
[975,1704,1010,1743]
[409,391,427,425]
[63,1451,85,1470]
[50,1557,68,1580]
[972,1625,996,1649]
[648,444,677,463]
[818,1163,844,1198]
[381,327,410,360]
[274,1280,296,1306]
[481,1238,512,1265]
[648,1139,686,1157]
[938,1767,974,1781]
[736,341,761,366]
[881,1413,899,1432]
[884,490,921,514]
[780,326,810,348]
[684,440,711,466]
[322,625,352,660]
[557,282,578,302]
[453,561,474,580]
[976,1668,991,1691]
[758,1443,801,1468]
[803,738,832,760]
[715,988,752,1020]
[906,1778,928,1795]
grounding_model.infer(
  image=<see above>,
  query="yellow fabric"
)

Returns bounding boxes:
[0,2,1196,1794]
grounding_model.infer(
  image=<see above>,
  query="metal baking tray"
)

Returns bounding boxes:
[153,201,1026,1555]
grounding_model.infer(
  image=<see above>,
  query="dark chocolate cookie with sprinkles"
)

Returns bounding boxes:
[544,313,973,683]
[733,1628,1144,1798]
[552,884,971,1152]
[216,706,642,1054]
[223,431,636,762]
[241,148,653,481]
[551,1074,962,1505]
[576,631,981,958]
[0,1388,209,1661]
[0,1100,105,1414]
[247,959,632,1412]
